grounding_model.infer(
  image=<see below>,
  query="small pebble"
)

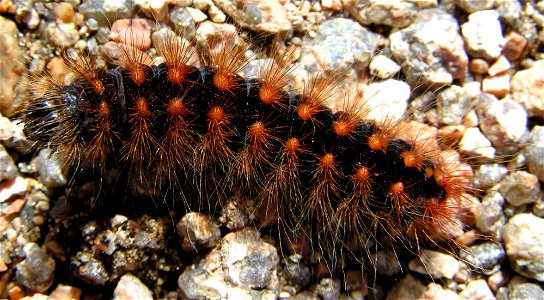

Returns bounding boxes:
[524,126,544,182]
[456,0,494,13]
[110,18,153,50]
[176,212,221,251]
[369,55,401,79]
[473,163,508,190]
[408,249,460,279]
[462,10,505,60]
[509,282,544,300]
[15,243,56,292]
[482,73,511,98]
[49,284,82,300]
[315,278,341,300]
[499,171,541,207]
[214,0,292,33]
[459,127,496,159]
[502,31,527,61]
[460,242,506,274]
[436,85,471,125]
[344,0,417,27]
[510,59,544,118]
[363,79,410,122]
[53,2,74,23]
[488,55,512,76]
[503,213,544,281]
[469,58,489,74]
[458,279,496,300]
[113,274,153,300]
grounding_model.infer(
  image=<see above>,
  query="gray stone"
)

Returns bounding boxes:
[15,243,56,292]
[371,251,402,276]
[79,0,133,26]
[436,85,471,125]
[113,274,153,300]
[344,0,418,28]
[499,171,541,207]
[283,254,311,292]
[178,228,279,298]
[390,9,468,89]
[473,163,508,190]
[461,10,505,60]
[300,18,379,72]
[169,6,196,40]
[476,93,528,155]
[0,144,18,181]
[525,126,544,182]
[460,242,506,274]
[74,256,109,285]
[476,191,505,241]
[503,213,544,281]
[509,282,544,300]
[45,21,80,47]
[31,149,67,188]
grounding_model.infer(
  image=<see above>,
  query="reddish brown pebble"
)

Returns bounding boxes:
[110,19,153,50]
[502,31,527,61]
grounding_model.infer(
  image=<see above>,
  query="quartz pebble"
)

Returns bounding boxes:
[473,163,508,190]
[458,279,496,300]
[459,127,496,159]
[462,10,505,60]
[363,79,410,122]
[503,214,544,282]
[344,0,418,28]
[461,242,506,274]
[369,55,401,79]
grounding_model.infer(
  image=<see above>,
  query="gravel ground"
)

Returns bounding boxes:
[0,0,543,299]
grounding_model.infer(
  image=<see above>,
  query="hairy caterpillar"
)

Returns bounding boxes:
[6,8,495,297]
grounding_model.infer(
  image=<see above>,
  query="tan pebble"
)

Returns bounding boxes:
[32,215,45,226]
[1,199,26,215]
[488,270,511,291]
[482,73,510,98]
[8,285,24,300]
[469,58,489,74]
[0,257,7,272]
[488,55,511,76]
[110,19,153,50]
[0,177,29,203]
[49,284,82,300]
[438,125,466,143]
[46,57,70,84]
[53,2,74,23]
[502,31,527,61]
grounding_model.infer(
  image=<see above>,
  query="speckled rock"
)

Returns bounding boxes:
[44,21,80,47]
[509,282,544,300]
[300,17,378,72]
[436,85,471,125]
[344,0,418,28]
[408,249,460,279]
[113,274,153,300]
[79,0,133,26]
[369,55,401,79]
[0,144,18,182]
[499,171,541,207]
[282,254,311,293]
[0,16,26,115]
[15,243,56,292]
[459,127,496,159]
[390,8,468,88]
[511,60,544,118]
[503,213,544,282]
[461,10,505,60]
[178,228,279,298]
[461,243,506,274]
[176,212,221,252]
[476,93,528,154]
[476,191,505,241]
[363,79,410,121]
[458,279,495,300]
[213,0,292,33]
[169,6,197,40]
[473,163,508,190]
[525,126,544,182]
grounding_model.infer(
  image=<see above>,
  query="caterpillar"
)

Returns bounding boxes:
[10,12,481,298]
